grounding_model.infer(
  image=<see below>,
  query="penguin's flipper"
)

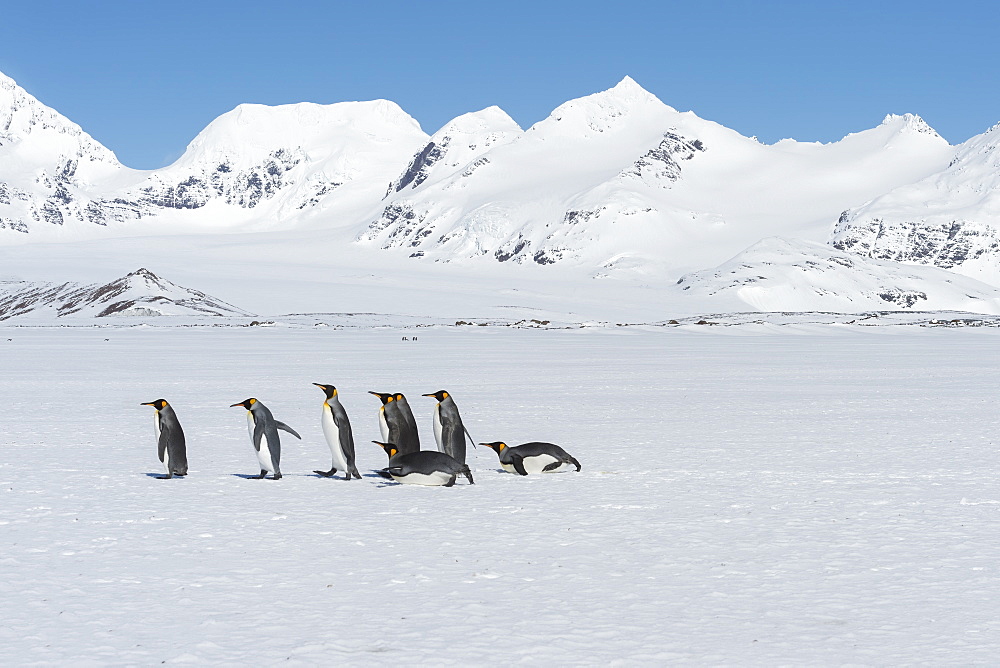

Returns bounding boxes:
[376,468,395,480]
[543,460,562,472]
[461,465,475,484]
[275,421,301,439]
[157,427,170,462]
[463,427,478,449]
[252,421,265,452]
[569,456,581,472]
[313,468,338,477]
[510,454,529,476]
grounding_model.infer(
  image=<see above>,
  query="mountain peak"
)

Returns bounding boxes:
[880,113,941,138]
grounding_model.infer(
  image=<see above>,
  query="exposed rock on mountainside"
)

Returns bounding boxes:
[831,122,1000,285]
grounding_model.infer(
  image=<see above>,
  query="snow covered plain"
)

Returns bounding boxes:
[3,322,1000,664]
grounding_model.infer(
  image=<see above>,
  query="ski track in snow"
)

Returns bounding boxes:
[2,325,1000,664]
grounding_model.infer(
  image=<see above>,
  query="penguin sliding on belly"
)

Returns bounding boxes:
[230,398,301,479]
[422,390,475,465]
[140,399,188,479]
[312,383,361,480]
[368,392,420,455]
[480,442,581,475]
[373,441,474,487]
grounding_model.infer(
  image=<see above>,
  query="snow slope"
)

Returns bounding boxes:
[832,122,1000,286]
[0,268,252,320]
[674,237,1000,314]
[3,324,1000,664]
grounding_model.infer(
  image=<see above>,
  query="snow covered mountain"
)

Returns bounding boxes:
[831,122,1000,287]
[0,268,252,320]
[674,237,1000,314]
[1,69,428,238]
[4,68,1000,316]
[360,79,955,276]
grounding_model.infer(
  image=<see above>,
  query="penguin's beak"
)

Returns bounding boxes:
[421,393,435,397]
[140,402,154,406]
[229,402,243,408]
[313,383,325,389]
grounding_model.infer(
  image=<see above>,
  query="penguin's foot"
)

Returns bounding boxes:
[444,475,457,487]
[272,472,282,480]
[254,470,268,479]
[461,466,475,485]
[342,473,353,480]
[571,458,581,472]
[313,468,337,477]
[156,474,173,479]
[352,469,362,479]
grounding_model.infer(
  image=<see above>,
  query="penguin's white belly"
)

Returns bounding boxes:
[248,413,275,472]
[432,406,444,453]
[522,454,561,474]
[378,407,389,442]
[501,462,517,474]
[392,470,455,486]
[321,406,349,471]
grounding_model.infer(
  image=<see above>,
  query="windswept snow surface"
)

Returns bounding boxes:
[3,324,1000,664]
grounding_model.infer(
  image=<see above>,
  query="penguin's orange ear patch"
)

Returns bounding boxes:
[387,396,394,402]
[442,392,449,399]
[249,398,256,405]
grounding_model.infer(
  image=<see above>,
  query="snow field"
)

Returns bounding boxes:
[2,325,1000,664]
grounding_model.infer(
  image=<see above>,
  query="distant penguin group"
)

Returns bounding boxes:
[140,385,580,486]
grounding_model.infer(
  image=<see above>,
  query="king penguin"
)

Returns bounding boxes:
[368,392,420,455]
[230,398,301,479]
[421,390,474,465]
[140,399,188,479]
[372,441,474,486]
[312,383,361,480]
[480,441,581,475]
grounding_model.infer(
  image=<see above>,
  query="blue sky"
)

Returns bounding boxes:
[1,0,997,169]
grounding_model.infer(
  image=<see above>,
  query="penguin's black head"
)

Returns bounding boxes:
[141,399,168,410]
[480,442,507,455]
[313,383,338,399]
[230,398,257,410]
[422,390,449,401]
[372,440,398,459]
[369,392,394,405]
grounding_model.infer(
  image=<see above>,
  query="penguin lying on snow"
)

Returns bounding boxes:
[422,390,475,465]
[373,441,474,486]
[313,383,361,480]
[480,442,581,475]
[230,398,301,479]
[140,399,188,479]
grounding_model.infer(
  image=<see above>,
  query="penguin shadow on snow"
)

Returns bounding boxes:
[144,472,186,479]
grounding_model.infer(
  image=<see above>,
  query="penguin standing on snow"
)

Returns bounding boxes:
[312,383,361,480]
[422,390,474,465]
[480,441,581,475]
[230,398,301,479]
[373,441,474,486]
[140,399,188,479]
[369,392,420,455]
